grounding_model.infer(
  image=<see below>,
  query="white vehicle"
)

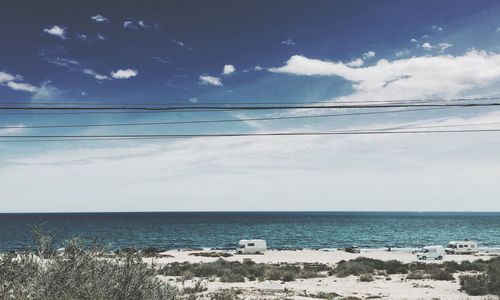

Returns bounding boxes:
[445,241,479,254]
[237,239,267,254]
[416,245,445,260]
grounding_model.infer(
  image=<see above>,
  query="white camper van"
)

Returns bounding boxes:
[416,245,445,260]
[237,239,267,254]
[445,241,478,254]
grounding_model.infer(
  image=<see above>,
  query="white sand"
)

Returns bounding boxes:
[150,249,499,299]
[153,249,494,265]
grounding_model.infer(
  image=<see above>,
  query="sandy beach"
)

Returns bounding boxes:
[149,249,499,299]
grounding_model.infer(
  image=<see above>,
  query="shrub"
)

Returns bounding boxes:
[220,271,246,283]
[384,260,408,274]
[359,274,374,282]
[429,269,454,281]
[158,259,325,282]
[189,252,233,258]
[0,236,179,300]
[406,271,426,280]
[212,289,240,300]
[460,274,489,296]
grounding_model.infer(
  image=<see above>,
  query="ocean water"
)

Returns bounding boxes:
[0,212,499,251]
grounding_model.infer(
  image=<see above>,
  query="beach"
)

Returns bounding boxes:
[149,249,499,299]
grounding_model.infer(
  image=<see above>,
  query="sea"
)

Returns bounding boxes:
[0,212,499,252]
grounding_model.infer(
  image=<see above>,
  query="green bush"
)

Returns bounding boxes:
[460,274,489,296]
[158,259,325,282]
[406,271,426,280]
[359,274,374,282]
[0,238,178,300]
[429,268,454,281]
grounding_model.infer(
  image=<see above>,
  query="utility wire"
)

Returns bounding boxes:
[2,96,500,106]
[1,128,500,143]
[0,107,449,129]
[1,102,500,111]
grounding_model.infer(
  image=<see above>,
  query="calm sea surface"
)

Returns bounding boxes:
[0,212,498,251]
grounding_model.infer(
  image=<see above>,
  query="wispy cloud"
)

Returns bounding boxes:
[33,81,61,99]
[110,69,138,79]
[123,20,149,29]
[0,71,60,98]
[222,64,235,75]
[171,39,184,47]
[151,56,170,64]
[346,51,376,68]
[123,21,136,29]
[422,42,452,52]
[395,49,410,57]
[269,50,500,101]
[6,81,38,93]
[90,14,109,23]
[199,75,222,86]
[0,71,19,83]
[281,39,296,46]
[431,25,443,32]
[83,69,109,80]
[43,25,67,39]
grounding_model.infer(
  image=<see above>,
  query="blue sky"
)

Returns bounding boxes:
[2,1,500,212]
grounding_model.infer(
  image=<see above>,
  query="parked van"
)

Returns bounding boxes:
[416,245,445,260]
[445,241,478,254]
[237,239,267,254]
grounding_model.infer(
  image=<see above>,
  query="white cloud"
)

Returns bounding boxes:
[269,50,500,101]
[395,49,410,57]
[6,81,38,93]
[362,51,376,60]
[123,21,135,29]
[0,71,18,83]
[222,64,235,75]
[171,39,184,46]
[110,69,138,79]
[346,51,376,67]
[90,14,109,23]
[138,20,147,28]
[254,66,263,71]
[410,38,418,43]
[32,81,60,99]
[0,71,59,97]
[438,43,452,52]
[97,33,106,40]
[431,25,443,32]
[422,42,452,52]
[3,109,500,211]
[76,33,88,41]
[45,57,80,68]
[422,42,433,50]
[0,124,27,136]
[43,25,66,39]
[281,39,296,46]
[346,58,364,68]
[199,75,222,86]
[84,69,109,80]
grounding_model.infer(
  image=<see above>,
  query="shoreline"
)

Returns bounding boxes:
[147,249,500,299]
[150,249,499,265]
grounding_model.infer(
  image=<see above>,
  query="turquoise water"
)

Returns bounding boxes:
[0,212,498,251]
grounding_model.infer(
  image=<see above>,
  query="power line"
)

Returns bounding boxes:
[0,107,449,129]
[2,96,500,106]
[1,102,500,111]
[1,128,500,143]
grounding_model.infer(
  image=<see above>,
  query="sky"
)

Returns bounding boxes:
[1,0,500,212]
